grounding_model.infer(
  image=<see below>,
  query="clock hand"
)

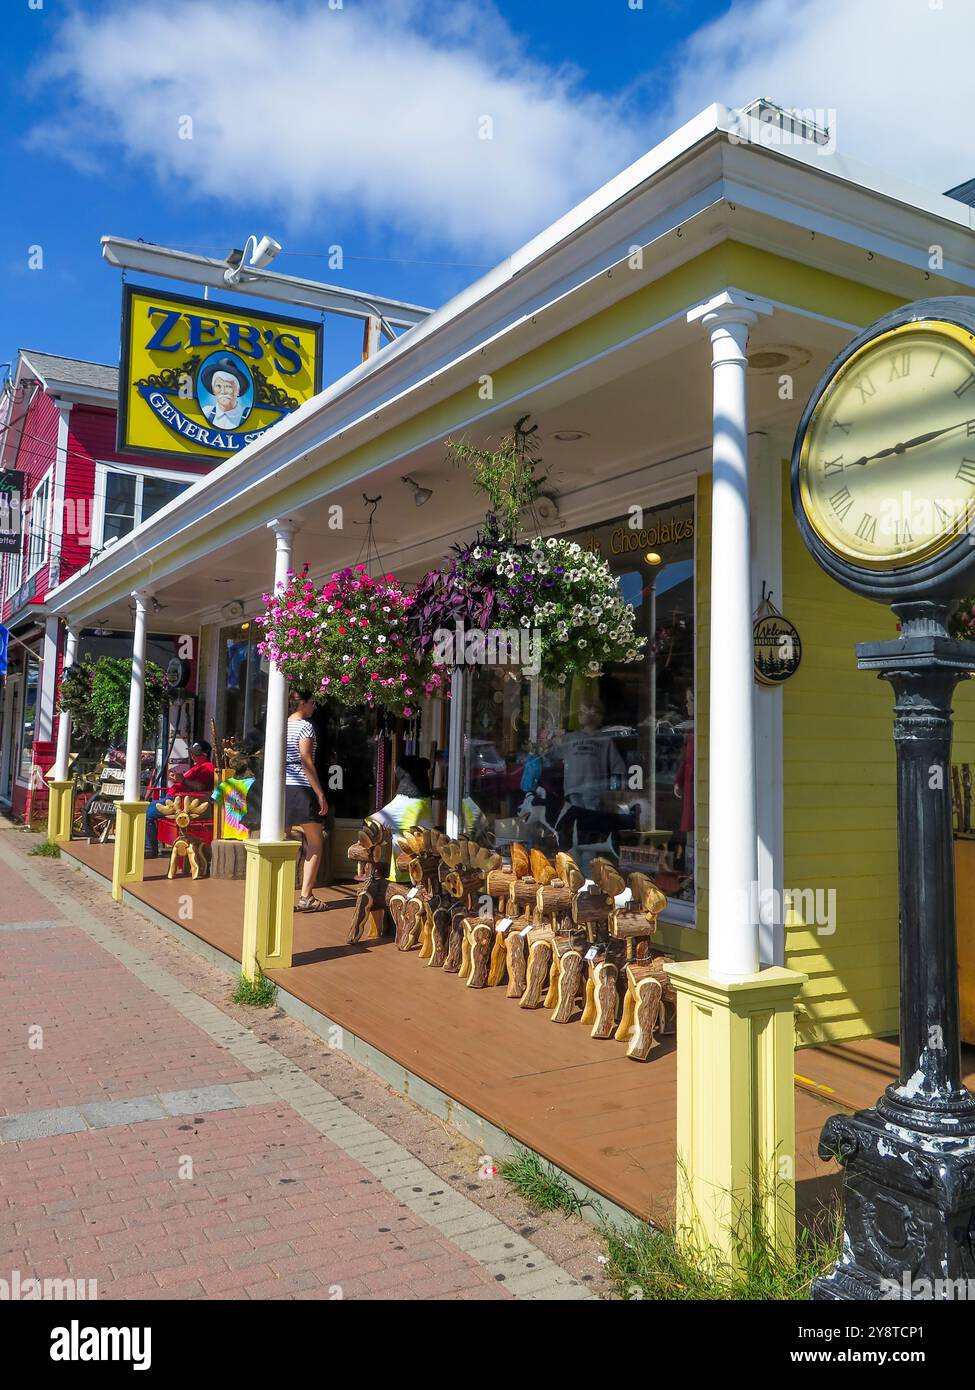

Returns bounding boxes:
[848,418,975,467]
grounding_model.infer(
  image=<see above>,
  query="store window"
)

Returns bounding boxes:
[25,472,51,578]
[461,495,696,912]
[94,463,194,549]
[17,653,40,782]
[216,623,268,750]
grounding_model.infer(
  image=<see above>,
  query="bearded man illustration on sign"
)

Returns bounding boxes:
[198,354,253,430]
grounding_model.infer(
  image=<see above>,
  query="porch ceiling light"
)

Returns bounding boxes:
[552,429,589,442]
[644,551,663,566]
[402,474,433,506]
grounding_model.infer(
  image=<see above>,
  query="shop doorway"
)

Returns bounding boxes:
[0,673,22,803]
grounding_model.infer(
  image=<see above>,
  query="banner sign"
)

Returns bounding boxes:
[0,470,24,554]
[0,625,8,678]
[118,286,323,464]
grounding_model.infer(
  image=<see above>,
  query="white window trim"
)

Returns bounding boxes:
[92,460,199,556]
[24,468,53,582]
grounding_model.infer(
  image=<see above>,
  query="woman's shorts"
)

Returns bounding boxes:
[285,785,323,829]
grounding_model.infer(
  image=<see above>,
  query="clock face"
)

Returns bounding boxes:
[798,320,975,569]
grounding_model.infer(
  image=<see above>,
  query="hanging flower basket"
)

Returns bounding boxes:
[257,564,447,718]
[412,528,645,684]
[58,654,167,747]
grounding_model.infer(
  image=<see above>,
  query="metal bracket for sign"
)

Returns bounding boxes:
[101,236,432,349]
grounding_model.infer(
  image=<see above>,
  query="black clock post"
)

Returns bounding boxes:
[812,601,975,1299]
[790,296,975,1300]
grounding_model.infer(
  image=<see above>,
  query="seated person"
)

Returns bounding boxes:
[145,740,216,858]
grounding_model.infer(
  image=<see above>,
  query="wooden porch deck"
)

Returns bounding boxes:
[58,839,879,1223]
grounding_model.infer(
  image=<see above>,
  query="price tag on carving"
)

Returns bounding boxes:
[407,886,419,899]
[496,917,512,934]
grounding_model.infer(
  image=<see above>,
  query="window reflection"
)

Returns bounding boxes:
[461,497,696,908]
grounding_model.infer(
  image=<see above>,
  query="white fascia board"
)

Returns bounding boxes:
[723,143,975,288]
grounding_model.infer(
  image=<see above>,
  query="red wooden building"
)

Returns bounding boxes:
[0,349,210,822]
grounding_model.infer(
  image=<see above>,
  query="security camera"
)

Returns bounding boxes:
[250,235,281,270]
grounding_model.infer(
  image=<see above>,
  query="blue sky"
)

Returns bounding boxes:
[2,0,973,388]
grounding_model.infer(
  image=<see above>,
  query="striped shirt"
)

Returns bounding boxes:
[286,719,315,787]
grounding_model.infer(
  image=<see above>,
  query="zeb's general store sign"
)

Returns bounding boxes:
[118,286,323,463]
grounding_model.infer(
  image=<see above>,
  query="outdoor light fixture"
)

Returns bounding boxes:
[552,429,589,442]
[402,474,433,507]
[645,551,663,566]
[224,234,283,285]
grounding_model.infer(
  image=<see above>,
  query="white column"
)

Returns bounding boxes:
[445,666,466,839]
[37,614,60,743]
[52,625,79,781]
[259,518,299,841]
[688,290,771,980]
[124,590,149,802]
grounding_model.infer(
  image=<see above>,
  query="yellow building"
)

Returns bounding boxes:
[42,100,975,1235]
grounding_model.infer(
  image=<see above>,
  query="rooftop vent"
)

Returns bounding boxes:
[944,178,975,208]
[739,98,832,148]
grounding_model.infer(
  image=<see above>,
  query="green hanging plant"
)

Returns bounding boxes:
[446,414,546,539]
[67,656,167,744]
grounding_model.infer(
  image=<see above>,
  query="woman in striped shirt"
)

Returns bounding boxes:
[286,689,329,912]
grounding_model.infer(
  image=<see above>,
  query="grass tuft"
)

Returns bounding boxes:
[495,1142,842,1300]
[601,1200,843,1301]
[232,970,278,1008]
[28,839,61,858]
[496,1147,597,1218]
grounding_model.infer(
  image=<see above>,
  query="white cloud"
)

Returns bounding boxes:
[660,0,975,197]
[28,0,641,251]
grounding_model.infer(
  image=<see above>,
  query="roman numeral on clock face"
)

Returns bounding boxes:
[888,352,911,381]
[831,420,853,436]
[895,519,913,546]
[823,456,845,475]
[829,485,854,522]
[957,459,975,486]
[955,373,975,398]
[855,513,877,543]
[855,375,877,405]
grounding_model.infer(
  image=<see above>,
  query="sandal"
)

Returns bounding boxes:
[296,895,327,913]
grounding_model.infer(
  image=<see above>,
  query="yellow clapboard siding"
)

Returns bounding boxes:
[781,457,901,1041]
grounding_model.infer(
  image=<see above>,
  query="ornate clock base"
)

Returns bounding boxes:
[812,1106,975,1301]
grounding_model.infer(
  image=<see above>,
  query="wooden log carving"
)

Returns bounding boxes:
[617,967,665,1061]
[442,907,467,973]
[505,928,528,997]
[464,918,495,988]
[427,899,451,968]
[519,926,556,1010]
[387,887,425,951]
[549,939,585,1024]
[487,924,509,987]
[588,956,622,1038]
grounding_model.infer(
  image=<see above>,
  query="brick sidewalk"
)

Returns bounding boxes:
[0,829,606,1301]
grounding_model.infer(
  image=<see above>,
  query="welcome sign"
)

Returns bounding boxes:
[118,286,323,463]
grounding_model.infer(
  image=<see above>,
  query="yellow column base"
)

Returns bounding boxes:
[46,779,75,843]
[668,959,807,1269]
[242,840,301,980]
[111,801,149,903]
